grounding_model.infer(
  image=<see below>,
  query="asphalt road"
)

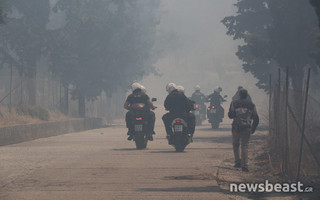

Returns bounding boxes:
[0,118,266,200]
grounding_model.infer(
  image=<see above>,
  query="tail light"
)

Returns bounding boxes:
[211,106,215,109]
[175,119,181,123]
[136,117,142,121]
[132,104,145,109]
[195,104,199,108]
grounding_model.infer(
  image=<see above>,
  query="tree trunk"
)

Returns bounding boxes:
[78,93,85,117]
[27,66,36,106]
[62,83,69,115]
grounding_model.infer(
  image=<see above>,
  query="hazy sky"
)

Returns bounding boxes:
[141,0,268,110]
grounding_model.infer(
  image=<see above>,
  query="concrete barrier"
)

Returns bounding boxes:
[0,118,103,146]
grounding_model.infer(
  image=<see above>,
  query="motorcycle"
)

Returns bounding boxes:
[130,98,157,150]
[192,104,206,125]
[169,117,193,152]
[207,95,227,129]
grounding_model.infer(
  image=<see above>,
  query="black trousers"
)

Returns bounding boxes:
[162,112,195,135]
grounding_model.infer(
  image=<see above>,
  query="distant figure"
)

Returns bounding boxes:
[207,86,227,121]
[228,89,259,172]
[190,85,207,117]
[232,86,252,102]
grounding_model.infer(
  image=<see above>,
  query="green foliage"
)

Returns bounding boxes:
[0,0,162,115]
[222,0,319,91]
[16,104,50,121]
[0,0,50,74]
[49,0,161,100]
[310,0,320,27]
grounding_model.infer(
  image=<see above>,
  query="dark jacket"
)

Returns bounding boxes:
[191,91,206,105]
[228,98,259,132]
[126,89,150,108]
[164,90,192,114]
[208,91,225,106]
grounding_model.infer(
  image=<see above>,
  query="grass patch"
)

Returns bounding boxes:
[16,104,50,121]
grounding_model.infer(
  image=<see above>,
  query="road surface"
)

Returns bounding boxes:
[0,118,269,200]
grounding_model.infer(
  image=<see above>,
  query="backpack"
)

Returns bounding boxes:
[233,107,252,131]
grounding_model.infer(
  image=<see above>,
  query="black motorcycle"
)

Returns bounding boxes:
[130,98,156,149]
[207,95,227,129]
[169,117,193,152]
[192,103,206,125]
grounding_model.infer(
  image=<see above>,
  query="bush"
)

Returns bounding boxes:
[16,104,50,121]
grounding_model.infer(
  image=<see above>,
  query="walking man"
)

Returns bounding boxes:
[228,89,259,172]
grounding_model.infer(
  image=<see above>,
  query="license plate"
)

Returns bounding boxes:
[174,125,183,132]
[194,111,200,115]
[135,124,143,132]
[210,109,216,113]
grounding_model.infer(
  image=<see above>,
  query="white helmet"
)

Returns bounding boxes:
[195,85,201,91]
[140,85,146,93]
[214,86,222,93]
[131,82,141,92]
[176,85,185,93]
[166,82,177,94]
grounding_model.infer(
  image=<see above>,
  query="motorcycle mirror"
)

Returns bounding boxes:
[151,98,157,102]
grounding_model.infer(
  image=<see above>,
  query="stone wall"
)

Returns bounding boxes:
[0,118,103,146]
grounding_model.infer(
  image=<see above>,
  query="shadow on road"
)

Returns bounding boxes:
[138,185,253,199]
[138,185,221,192]
[112,148,140,151]
[193,132,267,144]
[196,126,231,132]
[149,150,187,154]
[193,135,232,144]
[138,185,295,199]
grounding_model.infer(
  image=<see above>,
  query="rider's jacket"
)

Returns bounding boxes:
[191,91,206,105]
[164,90,192,114]
[207,91,224,106]
[126,89,150,109]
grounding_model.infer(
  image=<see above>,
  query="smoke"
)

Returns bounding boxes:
[141,0,268,110]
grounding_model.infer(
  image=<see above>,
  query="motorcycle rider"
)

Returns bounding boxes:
[232,86,252,102]
[162,83,195,144]
[124,82,156,141]
[140,85,147,94]
[177,85,196,110]
[207,86,227,121]
[176,85,185,93]
[228,89,259,172]
[191,85,207,119]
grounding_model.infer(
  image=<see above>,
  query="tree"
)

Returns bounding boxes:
[0,0,50,105]
[0,0,8,24]
[222,0,319,92]
[310,0,320,67]
[310,0,320,27]
[49,0,160,117]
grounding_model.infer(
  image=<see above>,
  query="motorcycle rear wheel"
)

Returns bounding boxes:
[211,121,220,129]
[135,134,147,150]
[174,144,185,152]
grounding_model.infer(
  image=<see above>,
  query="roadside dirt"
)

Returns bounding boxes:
[216,131,320,200]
